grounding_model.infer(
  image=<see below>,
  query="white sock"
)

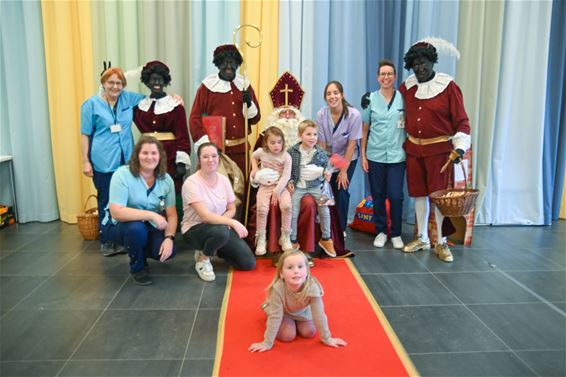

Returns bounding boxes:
[415,197,429,241]
[434,205,446,245]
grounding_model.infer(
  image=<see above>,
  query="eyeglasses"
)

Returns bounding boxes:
[378,72,395,77]
[106,80,123,87]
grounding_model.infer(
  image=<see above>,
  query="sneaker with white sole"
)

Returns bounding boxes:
[195,258,215,281]
[373,232,387,248]
[391,236,404,249]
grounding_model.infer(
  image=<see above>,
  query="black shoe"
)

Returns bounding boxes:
[100,242,120,257]
[131,269,152,285]
[114,244,128,255]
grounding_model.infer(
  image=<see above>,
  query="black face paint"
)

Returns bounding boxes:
[412,57,435,83]
[218,57,238,82]
[147,73,166,99]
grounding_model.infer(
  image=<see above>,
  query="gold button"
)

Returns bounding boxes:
[152,120,156,124]
[418,106,422,110]
[232,102,235,105]
[233,125,236,128]
[418,130,422,134]
[230,91,233,95]
[233,113,236,117]
[417,118,421,122]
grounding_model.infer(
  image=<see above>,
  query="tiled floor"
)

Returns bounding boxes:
[0,220,564,377]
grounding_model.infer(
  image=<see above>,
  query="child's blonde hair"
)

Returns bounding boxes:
[262,126,286,152]
[268,249,313,302]
[297,119,317,136]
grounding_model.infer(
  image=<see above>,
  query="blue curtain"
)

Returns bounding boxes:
[364,0,407,92]
[543,0,566,223]
[0,0,59,222]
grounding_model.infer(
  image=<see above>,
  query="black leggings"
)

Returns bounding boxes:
[183,223,256,271]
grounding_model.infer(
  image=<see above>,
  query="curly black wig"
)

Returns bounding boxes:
[213,49,243,68]
[141,62,172,86]
[403,43,438,71]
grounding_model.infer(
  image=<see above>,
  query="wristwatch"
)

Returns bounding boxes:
[165,235,175,241]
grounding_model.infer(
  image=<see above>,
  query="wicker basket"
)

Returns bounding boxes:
[77,194,99,240]
[430,163,479,217]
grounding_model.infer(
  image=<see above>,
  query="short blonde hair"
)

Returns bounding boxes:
[297,119,317,136]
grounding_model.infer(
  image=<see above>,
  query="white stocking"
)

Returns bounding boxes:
[414,197,429,241]
[434,205,446,245]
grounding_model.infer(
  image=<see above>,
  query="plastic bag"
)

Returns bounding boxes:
[318,181,335,206]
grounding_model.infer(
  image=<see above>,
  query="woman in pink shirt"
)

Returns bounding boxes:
[181,143,256,281]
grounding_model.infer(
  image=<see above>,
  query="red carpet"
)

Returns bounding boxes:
[213,259,419,377]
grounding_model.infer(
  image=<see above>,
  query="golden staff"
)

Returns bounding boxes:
[233,24,262,226]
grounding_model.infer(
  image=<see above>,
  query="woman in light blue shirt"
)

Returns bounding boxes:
[361,60,406,250]
[316,81,362,234]
[102,136,177,285]
[80,67,145,256]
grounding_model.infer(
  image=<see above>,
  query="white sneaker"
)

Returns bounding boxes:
[373,232,387,248]
[195,259,215,281]
[391,236,404,249]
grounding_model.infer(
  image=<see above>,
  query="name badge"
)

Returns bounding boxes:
[110,124,122,133]
[397,115,405,129]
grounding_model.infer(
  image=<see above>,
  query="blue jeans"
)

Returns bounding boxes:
[290,186,331,241]
[330,159,357,231]
[367,160,406,237]
[103,221,176,273]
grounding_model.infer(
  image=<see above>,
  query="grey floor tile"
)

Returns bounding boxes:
[414,246,496,272]
[200,275,228,309]
[381,306,507,353]
[15,275,126,310]
[179,359,214,377]
[0,233,39,252]
[0,251,76,276]
[0,221,59,234]
[516,350,566,377]
[55,250,130,276]
[434,272,541,304]
[0,276,47,310]
[0,360,64,377]
[59,360,182,376]
[21,232,89,252]
[468,303,566,350]
[51,222,84,235]
[73,309,195,360]
[507,270,566,302]
[110,276,204,309]
[185,309,220,359]
[362,273,460,306]
[525,247,566,269]
[352,250,429,273]
[0,309,101,361]
[473,248,563,271]
[149,249,198,276]
[410,351,536,377]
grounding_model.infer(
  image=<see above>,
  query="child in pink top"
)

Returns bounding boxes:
[250,127,293,255]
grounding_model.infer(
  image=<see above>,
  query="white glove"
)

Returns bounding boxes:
[255,168,281,186]
[300,164,324,181]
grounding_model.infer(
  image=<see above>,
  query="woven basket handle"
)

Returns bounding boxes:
[442,161,469,190]
[83,194,98,212]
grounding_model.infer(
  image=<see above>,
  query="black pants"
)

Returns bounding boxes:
[183,223,255,271]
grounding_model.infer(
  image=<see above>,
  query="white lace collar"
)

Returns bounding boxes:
[137,95,179,115]
[404,73,453,100]
[202,73,250,93]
